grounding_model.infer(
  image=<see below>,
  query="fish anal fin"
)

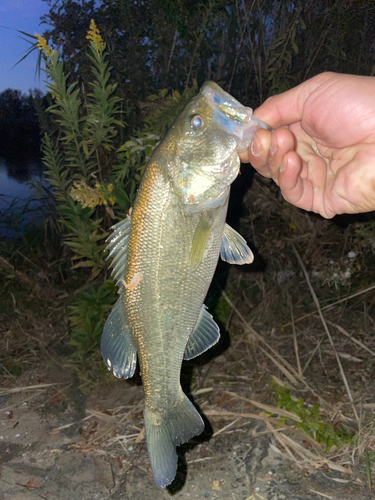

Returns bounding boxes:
[144,392,204,488]
[220,223,254,265]
[101,294,137,379]
[184,305,220,361]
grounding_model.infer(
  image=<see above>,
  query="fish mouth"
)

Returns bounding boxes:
[200,81,270,153]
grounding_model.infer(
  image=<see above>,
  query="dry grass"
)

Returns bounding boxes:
[2,174,375,488]
[0,305,68,383]
[0,256,69,385]
[50,253,375,482]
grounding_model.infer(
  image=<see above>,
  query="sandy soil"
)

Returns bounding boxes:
[1,363,372,500]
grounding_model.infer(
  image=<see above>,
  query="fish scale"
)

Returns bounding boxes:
[101,81,269,488]
[125,161,226,410]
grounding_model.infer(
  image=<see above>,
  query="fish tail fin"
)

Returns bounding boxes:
[144,392,204,488]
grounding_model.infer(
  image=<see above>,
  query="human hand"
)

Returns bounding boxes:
[240,72,375,219]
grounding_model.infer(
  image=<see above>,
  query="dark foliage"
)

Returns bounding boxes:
[0,88,48,160]
[40,0,375,109]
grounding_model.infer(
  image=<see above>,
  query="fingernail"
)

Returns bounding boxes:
[280,157,286,173]
[270,136,278,155]
[251,136,263,157]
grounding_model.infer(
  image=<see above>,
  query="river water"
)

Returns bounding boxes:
[0,157,46,238]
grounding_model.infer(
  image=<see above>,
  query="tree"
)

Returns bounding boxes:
[0,88,46,159]
[40,0,375,111]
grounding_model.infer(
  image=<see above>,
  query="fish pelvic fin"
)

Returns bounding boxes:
[220,223,254,265]
[101,293,137,379]
[144,392,204,488]
[190,210,215,270]
[184,305,220,361]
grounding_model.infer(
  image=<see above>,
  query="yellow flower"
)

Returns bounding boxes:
[70,180,116,209]
[70,180,104,209]
[86,19,104,49]
[35,33,52,57]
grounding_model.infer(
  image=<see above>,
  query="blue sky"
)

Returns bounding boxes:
[0,0,50,94]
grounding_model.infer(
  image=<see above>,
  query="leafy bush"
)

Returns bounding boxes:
[67,282,116,379]
[274,384,354,452]
[35,21,198,372]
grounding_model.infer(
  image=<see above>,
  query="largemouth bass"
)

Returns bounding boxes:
[101,82,269,488]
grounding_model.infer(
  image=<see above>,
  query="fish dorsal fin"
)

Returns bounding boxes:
[184,305,220,360]
[220,223,254,265]
[101,293,137,379]
[106,217,131,287]
[190,210,215,270]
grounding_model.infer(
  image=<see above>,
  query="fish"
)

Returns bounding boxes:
[101,81,269,488]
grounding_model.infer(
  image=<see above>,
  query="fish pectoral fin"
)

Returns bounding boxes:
[101,294,137,379]
[220,223,254,265]
[106,216,131,288]
[190,210,215,270]
[184,305,220,361]
[144,392,204,488]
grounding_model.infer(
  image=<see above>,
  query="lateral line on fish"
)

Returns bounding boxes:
[122,271,143,290]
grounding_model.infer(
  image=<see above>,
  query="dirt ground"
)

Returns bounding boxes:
[1,338,374,500]
[2,179,375,499]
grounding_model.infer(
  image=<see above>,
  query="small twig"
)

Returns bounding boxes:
[276,432,350,473]
[52,414,93,432]
[257,344,299,385]
[0,363,17,381]
[0,255,54,300]
[304,25,331,81]
[309,489,333,499]
[303,336,324,374]
[224,391,302,422]
[191,387,213,396]
[292,245,359,422]
[0,255,44,294]
[221,290,322,401]
[281,282,375,328]
[0,391,49,413]
[212,418,239,437]
[364,300,368,335]
[166,27,178,76]
[321,472,351,484]
[318,319,375,357]
[16,250,41,269]
[85,409,118,423]
[40,384,73,409]
[0,383,58,395]
[187,456,216,465]
[289,294,302,377]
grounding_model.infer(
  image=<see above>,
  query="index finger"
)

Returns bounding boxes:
[252,72,336,128]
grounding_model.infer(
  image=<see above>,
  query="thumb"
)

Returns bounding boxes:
[253,73,335,128]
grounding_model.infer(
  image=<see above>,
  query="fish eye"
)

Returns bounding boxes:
[190,115,204,130]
